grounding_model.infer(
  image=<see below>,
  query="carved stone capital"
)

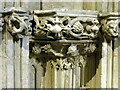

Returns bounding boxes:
[30,10,99,70]
[2,7,32,39]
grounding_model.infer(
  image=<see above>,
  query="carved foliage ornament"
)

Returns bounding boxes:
[32,42,96,70]
[33,10,100,40]
[1,9,119,40]
[31,10,99,70]
[17,10,119,71]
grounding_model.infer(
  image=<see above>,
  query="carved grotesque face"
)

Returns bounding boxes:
[67,44,78,56]
[85,18,99,38]
[102,19,118,38]
[45,17,62,39]
[8,13,28,35]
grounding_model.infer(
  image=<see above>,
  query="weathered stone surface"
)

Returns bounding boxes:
[2,7,32,39]
[1,7,30,89]
[99,12,120,41]
[29,9,119,88]
[0,7,119,88]
[30,10,100,88]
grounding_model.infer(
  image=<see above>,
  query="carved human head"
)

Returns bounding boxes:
[102,19,118,38]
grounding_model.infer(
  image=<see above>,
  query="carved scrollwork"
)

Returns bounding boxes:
[32,43,64,57]
[69,18,100,39]
[84,18,100,38]
[30,10,100,70]
[29,10,120,88]
[32,10,100,40]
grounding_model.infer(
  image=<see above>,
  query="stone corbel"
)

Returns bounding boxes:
[2,7,32,39]
[99,13,120,41]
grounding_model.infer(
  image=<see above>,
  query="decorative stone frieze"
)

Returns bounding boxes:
[2,7,32,39]
[32,10,100,40]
